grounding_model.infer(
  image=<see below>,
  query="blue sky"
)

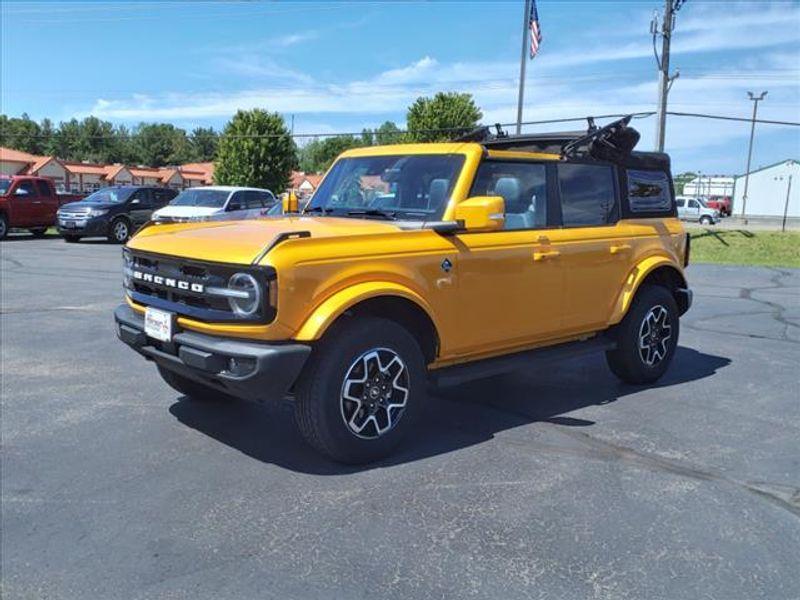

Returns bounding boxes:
[2,0,799,174]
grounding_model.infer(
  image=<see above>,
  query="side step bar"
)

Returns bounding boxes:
[430,335,616,388]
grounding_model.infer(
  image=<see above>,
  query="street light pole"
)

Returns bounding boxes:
[741,90,767,221]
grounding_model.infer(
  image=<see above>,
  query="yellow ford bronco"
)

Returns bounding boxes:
[115,116,691,463]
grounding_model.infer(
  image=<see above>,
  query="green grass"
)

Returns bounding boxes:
[688,228,800,268]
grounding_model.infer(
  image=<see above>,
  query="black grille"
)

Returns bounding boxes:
[124,250,276,323]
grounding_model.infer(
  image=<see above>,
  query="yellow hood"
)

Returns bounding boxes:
[126,216,402,265]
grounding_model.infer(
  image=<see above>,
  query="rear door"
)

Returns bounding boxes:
[152,188,177,210]
[547,162,632,332]
[35,179,59,225]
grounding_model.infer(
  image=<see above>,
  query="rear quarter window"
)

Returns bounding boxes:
[627,170,672,213]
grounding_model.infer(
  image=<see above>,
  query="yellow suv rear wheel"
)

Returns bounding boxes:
[606,285,680,384]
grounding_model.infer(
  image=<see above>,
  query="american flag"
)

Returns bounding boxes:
[529,0,542,58]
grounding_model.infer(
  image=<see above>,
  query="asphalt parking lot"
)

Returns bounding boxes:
[2,233,799,600]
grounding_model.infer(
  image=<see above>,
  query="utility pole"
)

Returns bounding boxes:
[515,0,531,134]
[651,0,684,152]
[741,91,768,221]
[781,175,792,233]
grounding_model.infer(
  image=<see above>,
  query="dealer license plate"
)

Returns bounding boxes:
[144,307,174,342]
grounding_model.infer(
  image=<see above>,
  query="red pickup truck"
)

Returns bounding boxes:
[0,175,81,239]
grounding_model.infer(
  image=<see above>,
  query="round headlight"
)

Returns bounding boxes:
[227,272,261,316]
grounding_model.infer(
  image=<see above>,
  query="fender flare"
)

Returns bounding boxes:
[294,281,441,342]
[608,256,688,325]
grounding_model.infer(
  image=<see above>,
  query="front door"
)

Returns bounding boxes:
[9,180,39,226]
[449,160,564,356]
[128,189,154,226]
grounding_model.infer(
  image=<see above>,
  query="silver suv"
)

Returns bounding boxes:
[676,196,719,225]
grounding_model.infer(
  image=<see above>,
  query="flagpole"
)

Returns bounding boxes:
[516,0,531,134]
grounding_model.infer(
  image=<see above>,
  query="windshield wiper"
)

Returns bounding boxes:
[346,209,397,220]
[303,206,334,215]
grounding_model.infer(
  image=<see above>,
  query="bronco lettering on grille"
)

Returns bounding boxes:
[132,270,204,293]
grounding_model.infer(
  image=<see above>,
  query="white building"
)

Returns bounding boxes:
[733,159,799,218]
[683,176,735,198]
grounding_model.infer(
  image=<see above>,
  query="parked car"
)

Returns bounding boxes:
[705,196,732,217]
[152,186,276,222]
[0,175,62,239]
[57,186,178,243]
[676,196,719,225]
[115,116,692,464]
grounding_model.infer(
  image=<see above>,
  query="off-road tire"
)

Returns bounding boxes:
[699,215,712,225]
[0,214,8,239]
[294,316,427,464]
[108,217,130,243]
[29,227,48,237]
[606,285,679,384]
[157,365,233,402]
[63,235,81,243]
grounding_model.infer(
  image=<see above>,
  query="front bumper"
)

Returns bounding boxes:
[114,304,310,402]
[57,215,109,236]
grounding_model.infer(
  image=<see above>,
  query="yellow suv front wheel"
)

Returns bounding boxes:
[294,316,427,464]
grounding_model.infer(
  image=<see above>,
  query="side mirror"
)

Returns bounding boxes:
[15,188,29,196]
[282,191,299,214]
[130,198,141,205]
[227,201,242,212]
[453,196,505,231]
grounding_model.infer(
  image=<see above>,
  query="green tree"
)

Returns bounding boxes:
[214,109,296,192]
[673,172,697,195]
[0,113,44,154]
[190,127,219,162]
[375,121,403,145]
[132,123,192,167]
[406,92,482,142]
[298,135,364,173]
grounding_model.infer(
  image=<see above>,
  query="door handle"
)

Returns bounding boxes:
[533,249,560,262]
[610,243,632,255]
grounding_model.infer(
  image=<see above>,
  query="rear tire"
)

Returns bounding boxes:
[63,235,81,243]
[606,285,679,384]
[157,365,233,402]
[29,227,48,237]
[294,317,427,464]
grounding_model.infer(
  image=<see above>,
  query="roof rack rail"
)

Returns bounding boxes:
[453,115,642,161]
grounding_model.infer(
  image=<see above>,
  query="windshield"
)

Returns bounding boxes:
[170,189,230,208]
[306,154,465,221]
[0,179,11,195]
[82,188,131,204]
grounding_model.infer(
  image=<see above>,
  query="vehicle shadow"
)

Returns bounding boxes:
[1,232,62,241]
[169,346,731,476]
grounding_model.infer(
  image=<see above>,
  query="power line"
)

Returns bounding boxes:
[2,111,798,142]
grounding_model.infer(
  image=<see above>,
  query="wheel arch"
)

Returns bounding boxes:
[294,282,441,364]
[609,258,689,325]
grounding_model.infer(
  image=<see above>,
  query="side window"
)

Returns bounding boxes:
[243,191,263,209]
[131,189,152,206]
[688,199,699,209]
[557,163,617,227]
[152,189,173,206]
[470,161,548,230]
[627,170,671,213]
[36,180,52,196]
[676,198,685,208]
[15,180,37,197]
[227,191,244,210]
[259,191,276,207]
